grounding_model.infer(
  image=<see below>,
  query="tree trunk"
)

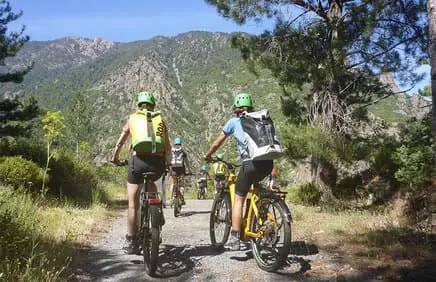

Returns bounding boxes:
[310,157,337,200]
[430,0,436,162]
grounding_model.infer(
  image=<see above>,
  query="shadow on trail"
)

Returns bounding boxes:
[73,243,225,281]
[178,210,211,217]
[72,248,135,281]
[227,240,316,277]
[153,243,225,278]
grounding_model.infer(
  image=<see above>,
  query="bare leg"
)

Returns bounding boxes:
[232,195,245,232]
[127,182,140,236]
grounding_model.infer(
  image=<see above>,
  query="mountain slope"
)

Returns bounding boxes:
[1,31,430,168]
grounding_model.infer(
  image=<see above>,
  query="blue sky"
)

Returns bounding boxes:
[8,0,431,93]
[10,0,273,42]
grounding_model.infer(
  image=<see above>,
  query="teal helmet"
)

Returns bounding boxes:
[234,92,253,108]
[201,165,207,171]
[216,153,223,160]
[174,137,182,145]
[136,91,155,106]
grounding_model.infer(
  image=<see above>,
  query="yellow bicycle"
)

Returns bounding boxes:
[209,158,292,272]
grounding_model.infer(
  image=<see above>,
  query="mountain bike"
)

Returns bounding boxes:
[208,158,292,272]
[116,160,165,276]
[197,178,208,199]
[170,173,192,217]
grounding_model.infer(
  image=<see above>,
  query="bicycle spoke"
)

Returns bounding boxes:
[251,199,291,271]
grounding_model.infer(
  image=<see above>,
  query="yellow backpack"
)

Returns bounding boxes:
[129,110,166,153]
[214,161,227,176]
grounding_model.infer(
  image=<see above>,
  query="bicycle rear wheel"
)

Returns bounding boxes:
[210,193,231,247]
[250,199,291,272]
[173,196,180,217]
[143,204,160,276]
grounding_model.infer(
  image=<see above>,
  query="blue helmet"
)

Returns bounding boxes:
[201,165,207,171]
[174,137,182,145]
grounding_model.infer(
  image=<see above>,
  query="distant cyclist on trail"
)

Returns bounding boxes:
[169,137,192,205]
[197,164,211,185]
[205,92,274,251]
[212,153,228,194]
[197,164,211,198]
[111,91,171,254]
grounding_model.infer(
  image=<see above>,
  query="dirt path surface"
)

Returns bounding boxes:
[72,199,367,282]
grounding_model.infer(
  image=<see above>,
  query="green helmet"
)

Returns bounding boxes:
[136,91,155,106]
[216,153,223,160]
[234,92,253,108]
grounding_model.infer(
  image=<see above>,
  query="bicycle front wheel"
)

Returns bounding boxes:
[250,199,291,272]
[210,193,231,247]
[143,205,160,276]
[173,197,180,217]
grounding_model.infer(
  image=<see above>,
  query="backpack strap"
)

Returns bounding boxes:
[146,111,157,153]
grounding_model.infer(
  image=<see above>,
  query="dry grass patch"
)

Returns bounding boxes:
[289,202,436,279]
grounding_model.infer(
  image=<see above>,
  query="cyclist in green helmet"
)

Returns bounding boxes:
[205,92,273,251]
[212,153,228,195]
[111,91,172,254]
[197,164,211,198]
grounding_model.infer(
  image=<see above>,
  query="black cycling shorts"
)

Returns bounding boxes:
[236,160,273,197]
[128,154,165,184]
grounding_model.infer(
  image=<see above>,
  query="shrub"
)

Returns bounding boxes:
[288,183,322,206]
[0,137,46,166]
[0,156,45,190]
[48,154,98,205]
[392,116,434,192]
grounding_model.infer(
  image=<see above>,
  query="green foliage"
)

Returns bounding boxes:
[0,136,46,165]
[48,154,98,205]
[0,156,45,190]
[288,183,322,206]
[281,123,338,162]
[419,85,432,97]
[41,110,66,191]
[64,91,94,159]
[0,136,100,204]
[0,0,31,83]
[0,189,71,281]
[392,116,434,191]
[207,0,428,196]
[42,110,65,142]
[0,94,41,137]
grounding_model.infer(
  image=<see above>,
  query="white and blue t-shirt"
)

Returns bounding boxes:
[223,117,250,161]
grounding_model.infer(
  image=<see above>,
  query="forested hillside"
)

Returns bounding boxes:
[1,32,429,168]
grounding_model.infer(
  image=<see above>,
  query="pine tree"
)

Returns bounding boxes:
[207,0,428,196]
[0,0,34,138]
[0,0,32,83]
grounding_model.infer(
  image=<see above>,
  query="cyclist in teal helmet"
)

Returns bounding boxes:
[205,92,273,251]
[111,91,171,254]
[197,164,211,199]
[170,137,192,205]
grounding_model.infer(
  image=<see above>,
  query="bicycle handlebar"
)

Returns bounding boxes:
[207,157,241,169]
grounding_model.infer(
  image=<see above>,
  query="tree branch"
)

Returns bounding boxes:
[346,36,418,69]
[291,0,327,20]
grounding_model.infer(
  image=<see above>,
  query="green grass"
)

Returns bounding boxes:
[0,182,127,281]
[0,188,73,281]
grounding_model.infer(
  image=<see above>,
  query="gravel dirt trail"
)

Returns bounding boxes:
[72,199,359,282]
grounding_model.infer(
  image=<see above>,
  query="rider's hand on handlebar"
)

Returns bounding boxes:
[204,154,212,163]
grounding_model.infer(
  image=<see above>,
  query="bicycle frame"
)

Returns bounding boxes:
[225,164,287,242]
[228,182,266,240]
